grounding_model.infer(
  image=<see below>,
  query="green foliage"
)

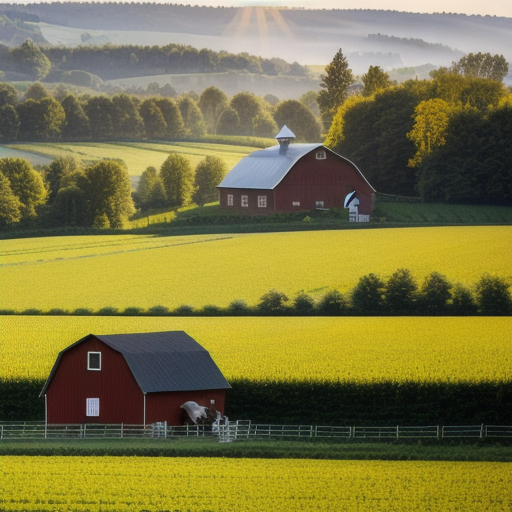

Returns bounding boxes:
[451,283,478,315]
[24,82,50,101]
[361,65,392,96]
[136,166,167,209]
[257,289,289,315]
[418,272,453,315]
[0,157,47,218]
[9,39,51,80]
[178,96,206,138]
[42,156,79,203]
[451,52,509,82]
[252,111,278,138]
[139,98,166,138]
[0,170,22,226]
[160,153,195,207]
[216,106,241,136]
[0,82,19,107]
[350,273,385,314]
[198,86,228,134]
[79,160,135,228]
[475,274,512,315]
[316,289,349,315]
[0,104,20,141]
[229,92,262,136]
[273,100,321,141]
[292,291,315,315]
[192,156,227,207]
[384,268,418,314]
[317,48,353,130]
[112,93,144,138]
[153,97,185,138]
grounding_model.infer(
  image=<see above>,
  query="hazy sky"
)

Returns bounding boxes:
[4,0,512,17]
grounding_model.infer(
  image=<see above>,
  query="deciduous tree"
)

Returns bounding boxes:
[384,268,418,314]
[361,65,392,96]
[198,86,228,134]
[351,273,385,314]
[0,170,22,226]
[273,100,321,141]
[160,153,194,207]
[192,156,227,206]
[451,52,508,82]
[0,104,20,141]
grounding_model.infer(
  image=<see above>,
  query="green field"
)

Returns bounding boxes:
[5,141,258,178]
[0,226,510,312]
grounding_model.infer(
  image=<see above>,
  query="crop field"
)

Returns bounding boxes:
[1,456,510,512]
[1,315,510,383]
[5,141,257,177]
[0,226,510,313]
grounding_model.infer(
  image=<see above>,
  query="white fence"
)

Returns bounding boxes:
[1,422,511,441]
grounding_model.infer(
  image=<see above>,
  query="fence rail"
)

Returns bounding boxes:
[1,422,511,441]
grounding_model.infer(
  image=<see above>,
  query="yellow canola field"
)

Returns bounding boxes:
[1,456,510,512]
[0,226,510,312]
[1,316,510,383]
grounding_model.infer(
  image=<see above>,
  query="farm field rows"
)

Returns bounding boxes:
[5,141,257,176]
[0,226,510,312]
[1,456,510,512]
[1,316,510,383]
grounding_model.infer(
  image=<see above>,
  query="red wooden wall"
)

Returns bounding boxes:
[45,337,226,425]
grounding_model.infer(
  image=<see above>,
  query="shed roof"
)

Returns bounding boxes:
[40,331,230,396]
[217,144,375,191]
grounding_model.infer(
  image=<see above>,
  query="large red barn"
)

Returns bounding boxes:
[218,126,375,220]
[40,331,230,426]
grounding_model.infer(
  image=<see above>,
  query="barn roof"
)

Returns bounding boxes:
[217,144,375,191]
[40,331,230,395]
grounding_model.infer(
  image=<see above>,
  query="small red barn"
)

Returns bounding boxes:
[218,126,375,219]
[40,331,230,426]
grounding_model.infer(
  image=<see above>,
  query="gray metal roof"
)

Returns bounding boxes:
[218,143,322,190]
[40,331,230,396]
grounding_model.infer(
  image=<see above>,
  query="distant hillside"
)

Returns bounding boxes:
[0,3,510,74]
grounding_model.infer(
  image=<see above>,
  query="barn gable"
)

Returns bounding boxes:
[41,331,230,396]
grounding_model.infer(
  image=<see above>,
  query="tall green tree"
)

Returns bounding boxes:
[198,86,228,134]
[273,100,321,141]
[78,160,134,228]
[317,48,353,130]
[136,166,167,209]
[351,273,385,314]
[384,268,418,314]
[160,153,194,207]
[418,272,452,315]
[0,158,47,218]
[0,83,18,107]
[474,274,512,315]
[9,39,51,80]
[192,156,227,206]
[178,97,206,137]
[112,93,144,138]
[451,52,508,82]
[153,97,185,138]
[17,97,66,141]
[24,82,50,101]
[0,170,22,227]
[229,92,262,136]
[361,65,392,96]
[139,99,167,139]
[43,156,79,203]
[60,94,90,139]
[0,104,20,141]
[85,96,115,139]
[252,111,278,138]
[216,107,241,135]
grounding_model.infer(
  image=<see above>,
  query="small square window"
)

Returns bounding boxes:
[316,150,326,160]
[227,194,233,206]
[241,195,249,207]
[316,200,324,208]
[258,195,267,208]
[87,352,101,371]
[86,398,100,417]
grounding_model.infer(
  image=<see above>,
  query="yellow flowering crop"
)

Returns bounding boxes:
[0,226,510,311]
[1,456,510,512]
[1,316,510,383]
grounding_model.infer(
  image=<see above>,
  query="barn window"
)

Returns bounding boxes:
[241,195,249,207]
[258,195,267,208]
[316,150,326,160]
[86,398,100,417]
[316,200,324,208]
[227,194,233,206]
[292,201,300,207]
[87,352,101,371]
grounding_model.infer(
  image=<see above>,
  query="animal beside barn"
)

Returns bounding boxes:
[40,331,230,426]
[218,126,375,220]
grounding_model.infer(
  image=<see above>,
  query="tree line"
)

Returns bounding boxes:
[0,81,321,143]
[0,149,231,229]
[3,270,510,316]
[0,38,310,82]
[320,50,511,206]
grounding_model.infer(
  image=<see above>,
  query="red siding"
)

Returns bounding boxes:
[45,337,227,426]
[275,151,374,215]
[219,148,374,215]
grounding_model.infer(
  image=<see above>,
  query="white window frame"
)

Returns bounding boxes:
[86,398,100,417]
[258,195,267,208]
[316,200,324,208]
[227,194,233,206]
[292,201,300,207]
[316,150,326,160]
[241,195,249,207]
[87,351,101,371]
